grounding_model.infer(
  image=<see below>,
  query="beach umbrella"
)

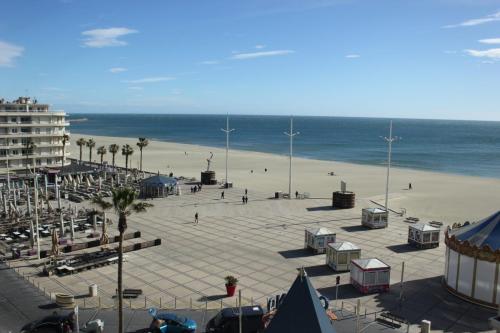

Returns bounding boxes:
[51,228,60,257]
[100,214,109,246]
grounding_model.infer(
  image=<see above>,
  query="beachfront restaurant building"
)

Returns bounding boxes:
[444,211,500,307]
[326,241,361,271]
[408,223,440,248]
[361,208,388,229]
[139,175,177,198]
[350,258,391,294]
[304,227,336,254]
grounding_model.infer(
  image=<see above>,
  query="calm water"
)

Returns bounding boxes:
[68,114,500,178]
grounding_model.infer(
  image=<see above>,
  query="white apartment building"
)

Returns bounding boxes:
[0,97,70,173]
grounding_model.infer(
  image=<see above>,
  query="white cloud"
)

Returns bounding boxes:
[81,27,138,48]
[255,44,265,49]
[128,86,143,90]
[0,41,24,67]
[109,67,128,73]
[345,54,360,58]
[122,76,175,84]
[199,60,219,65]
[444,11,500,28]
[231,50,294,60]
[464,48,500,59]
[479,38,500,44]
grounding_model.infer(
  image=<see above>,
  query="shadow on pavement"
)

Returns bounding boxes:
[278,248,316,259]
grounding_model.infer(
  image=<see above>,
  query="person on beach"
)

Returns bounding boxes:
[245,196,248,204]
[245,188,248,195]
[242,196,245,204]
[409,183,412,190]
[265,168,267,172]
[295,190,299,199]
[195,212,198,224]
[221,191,225,199]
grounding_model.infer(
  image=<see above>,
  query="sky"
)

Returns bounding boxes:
[0,0,500,120]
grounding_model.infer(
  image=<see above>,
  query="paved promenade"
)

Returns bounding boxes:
[6,184,497,332]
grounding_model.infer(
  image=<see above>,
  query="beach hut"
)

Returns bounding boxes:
[304,227,336,254]
[408,223,440,248]
[444,211,500,307]
[350,258,390,294]
[361,208,388,229]
[139,175,177,198]
[326,241,361,271]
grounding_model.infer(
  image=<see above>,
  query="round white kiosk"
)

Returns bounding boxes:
[444,211,500,308]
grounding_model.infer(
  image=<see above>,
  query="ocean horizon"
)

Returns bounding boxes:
[68,113,500,179]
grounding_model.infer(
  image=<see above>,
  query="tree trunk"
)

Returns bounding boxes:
[140,149,143,172]
[89,149,92,163]
[79,147,82,163]
[112,154,116,169]
[125,155,129,175]
[62,143,66,167]
[118,230,124,333]
[100,154,103,165]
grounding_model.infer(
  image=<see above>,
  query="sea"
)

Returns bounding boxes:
[68,114,500,179]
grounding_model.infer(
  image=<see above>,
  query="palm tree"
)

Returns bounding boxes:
[24,139,36,173]
[87,139,96,163]
[76,138,87,163]
[136,138,149,172]
[109,144,119,170]
[121,144,134,175]
[93,188,152,333]
[61,133,70,167]
[97,146,107,165]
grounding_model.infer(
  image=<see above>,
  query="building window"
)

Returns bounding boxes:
[35,128,41,134]
[36,159,41,166]
[11,128,18,133]
[12,150,19,155]
[0,150,6,157]
[47,158,52,165]
[21,128,30,133]
[12,139,18,145]
[10,117,17,122]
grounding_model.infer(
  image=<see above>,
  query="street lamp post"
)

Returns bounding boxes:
[381,120,399,220]
[221,114,235,187]
[284,116,299,199]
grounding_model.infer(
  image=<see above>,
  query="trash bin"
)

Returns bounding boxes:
[89,284,98,297]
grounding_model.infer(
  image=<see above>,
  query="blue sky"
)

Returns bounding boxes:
[1,0,500,120]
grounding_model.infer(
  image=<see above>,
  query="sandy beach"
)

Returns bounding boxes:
[70,133,500,224]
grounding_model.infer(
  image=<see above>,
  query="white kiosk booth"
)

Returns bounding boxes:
[326,241,361,271]
[304,227,336,254]
[408,223,440,248]
[362,208,388,229]
[444,211,500,307]
[350,258,391,294]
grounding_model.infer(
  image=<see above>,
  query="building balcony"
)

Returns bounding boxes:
[0,110,65,116]
[0,122,70,127]
[0,132,69,139]
[0,142,69,149]
[0,152,70,161]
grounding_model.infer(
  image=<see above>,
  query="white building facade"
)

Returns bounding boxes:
[0,97,70,173]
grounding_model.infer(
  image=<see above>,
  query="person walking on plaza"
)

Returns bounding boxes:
[242,196,245,204]
[245,188,248,195]
[244,196,248,204]
[221,191,225,199]
[195,212,198,224]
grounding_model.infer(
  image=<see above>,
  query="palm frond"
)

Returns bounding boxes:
[133,202,153,213]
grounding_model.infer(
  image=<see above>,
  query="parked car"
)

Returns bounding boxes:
[148,309,197,333]
[206,306,264,333]
[20,313,74,333]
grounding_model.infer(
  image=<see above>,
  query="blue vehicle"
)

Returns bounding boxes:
[148,308,197,333]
